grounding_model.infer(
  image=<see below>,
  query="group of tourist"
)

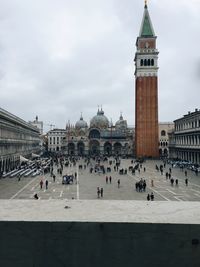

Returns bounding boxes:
[135,178,146,192]
[147,193,154,201]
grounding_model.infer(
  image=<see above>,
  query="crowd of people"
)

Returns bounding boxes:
[29,153,194,201]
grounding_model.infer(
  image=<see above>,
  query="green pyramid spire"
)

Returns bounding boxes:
[139,4,155,37]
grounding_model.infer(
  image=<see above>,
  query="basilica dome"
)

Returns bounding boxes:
[90,108,109,129]
[75,114,88,129]
[115,113,127,130]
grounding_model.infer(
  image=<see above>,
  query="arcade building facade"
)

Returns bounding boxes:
[169,109,200,164]
[0,108,41,173]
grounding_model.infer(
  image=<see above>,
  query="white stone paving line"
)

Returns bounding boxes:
[150,188,171,201]
[10,177,38,199]
[191,188,200,194]
[174,196,183,201]
[166,189,177,195]
[77,166,80,200]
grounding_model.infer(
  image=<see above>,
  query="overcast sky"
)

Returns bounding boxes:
[0,0,200,132]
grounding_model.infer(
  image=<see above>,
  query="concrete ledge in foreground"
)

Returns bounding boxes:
[0,200,200,267]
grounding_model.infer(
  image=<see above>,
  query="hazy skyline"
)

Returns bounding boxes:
[0,0,200,132]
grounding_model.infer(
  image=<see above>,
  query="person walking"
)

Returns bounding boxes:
[185,178,188,186]
[34,193,39,200]
[109,176,112,184]
[40,180,43,189]
[150,192,154,201]
[53,174,56,182]
[151,179,154,187]
[45,179,48,190]
[97,187,100,198]
[100,188,103,198]
[147,194,150,201]
[106,176,108,184]
[143,180,146,192]
[117,179,120,188]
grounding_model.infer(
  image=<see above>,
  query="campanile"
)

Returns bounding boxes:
[135,1,159,158]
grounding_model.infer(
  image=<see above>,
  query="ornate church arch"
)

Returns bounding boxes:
[89,140,100,156]
[114,142,122,156]
[89,129,100,139]
[104,142,112,156]
[77,142,85,156]
[68,142,75,155]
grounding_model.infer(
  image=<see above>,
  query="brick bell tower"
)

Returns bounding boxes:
[135,1,159,158]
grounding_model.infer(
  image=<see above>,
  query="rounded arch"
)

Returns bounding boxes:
[113,142,122,156]
[147,59,151,66]
[164,148,168,156]
[161,130,166,136]
[89,140,100,156]
[77,141,85,156]
[89,129,100,139]
[104,142,112,156]
[68,142,75,155]
[140,59,144,66]
[144,59,147,66]
[151,59,154,66]
[159,148,163,156]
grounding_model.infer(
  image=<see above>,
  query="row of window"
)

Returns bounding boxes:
[175,119,200,131]
[174,135,200,146]
[49,136,64,145]
[140,59,154,67]
[160,142,168,147]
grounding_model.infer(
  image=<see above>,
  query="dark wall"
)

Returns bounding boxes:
[0,221,200,267]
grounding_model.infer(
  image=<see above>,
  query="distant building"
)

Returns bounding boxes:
[169,109,200,164]
[0,108,41,173]
[47,129,66,152]
[47,108,134,156]
[159,123,174,157]
[29,115,43,135]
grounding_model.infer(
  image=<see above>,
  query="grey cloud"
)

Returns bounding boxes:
[0,0,200,131]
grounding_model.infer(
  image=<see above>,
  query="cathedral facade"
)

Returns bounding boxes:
[60,108,134,157]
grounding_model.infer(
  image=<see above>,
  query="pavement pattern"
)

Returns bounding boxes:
[0,159,200,201]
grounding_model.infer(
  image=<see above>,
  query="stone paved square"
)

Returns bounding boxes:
[1,159,200,202]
